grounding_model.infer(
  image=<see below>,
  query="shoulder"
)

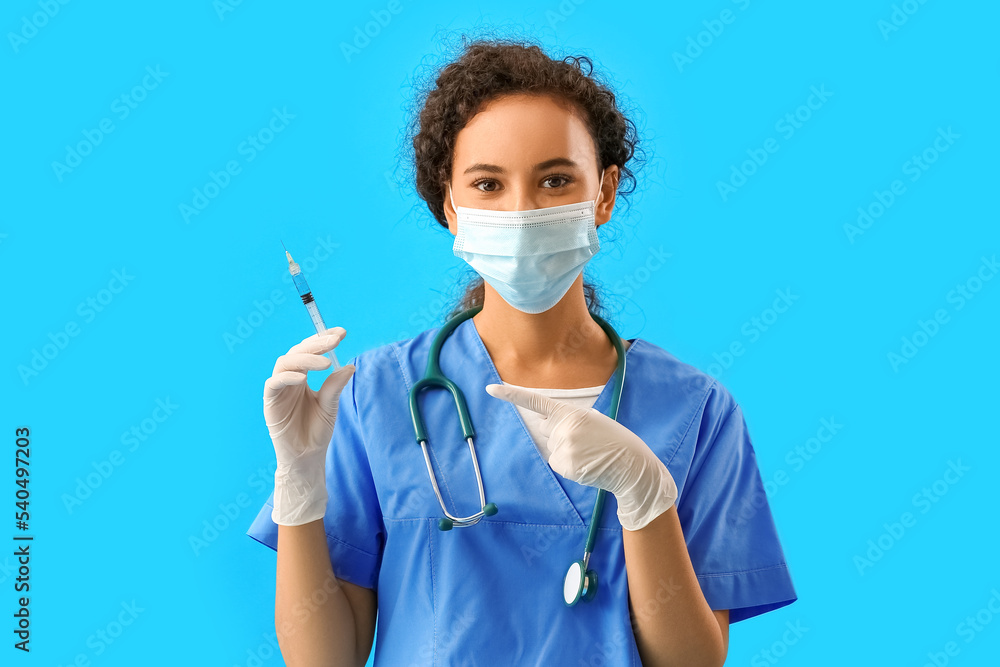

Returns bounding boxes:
[624,338,744,472]
[628,337,739,421]
[343,326,442,393]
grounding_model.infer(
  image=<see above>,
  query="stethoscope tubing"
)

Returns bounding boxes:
[408,304,627,597]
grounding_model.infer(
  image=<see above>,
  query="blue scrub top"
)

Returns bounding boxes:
[247,317,797,665]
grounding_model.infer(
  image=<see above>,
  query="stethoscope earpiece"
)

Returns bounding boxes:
[436,502,498,532]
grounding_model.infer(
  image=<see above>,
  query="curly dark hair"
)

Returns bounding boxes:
[400,33,645,322]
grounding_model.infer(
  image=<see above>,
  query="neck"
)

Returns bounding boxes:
[471,274,619,388]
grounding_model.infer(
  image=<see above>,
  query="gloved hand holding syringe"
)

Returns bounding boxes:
[282,241,340,371]
[264,241,355,526]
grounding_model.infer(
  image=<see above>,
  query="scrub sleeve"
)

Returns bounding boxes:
[245,354,386,590]
[677,385,797,623]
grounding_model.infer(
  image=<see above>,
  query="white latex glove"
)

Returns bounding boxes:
[485,383,677,532]
[263,327,355,526]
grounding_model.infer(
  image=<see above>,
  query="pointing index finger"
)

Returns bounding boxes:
[485,383,557,417]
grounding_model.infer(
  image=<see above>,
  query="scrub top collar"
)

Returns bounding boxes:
[454,315,641,527]
[459,314,639,417]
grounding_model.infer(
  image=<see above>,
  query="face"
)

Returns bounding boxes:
[444,92,618,236]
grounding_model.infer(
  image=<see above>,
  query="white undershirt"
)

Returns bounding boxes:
[501,339,631,461]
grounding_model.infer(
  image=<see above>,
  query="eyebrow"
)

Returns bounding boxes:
[462,157,580,175]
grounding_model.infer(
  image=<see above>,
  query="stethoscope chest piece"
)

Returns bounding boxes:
[563,559,598,606]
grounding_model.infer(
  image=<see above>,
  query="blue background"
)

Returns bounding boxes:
[3,0,998,665]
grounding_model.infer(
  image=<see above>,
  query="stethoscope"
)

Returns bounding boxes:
[407,303,628,606]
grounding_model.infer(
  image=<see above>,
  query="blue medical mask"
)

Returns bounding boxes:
[449,168,605,314]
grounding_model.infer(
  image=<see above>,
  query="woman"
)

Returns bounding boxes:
[247,38,797,666]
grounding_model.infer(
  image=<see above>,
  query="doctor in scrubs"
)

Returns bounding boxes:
[247,39,797,666]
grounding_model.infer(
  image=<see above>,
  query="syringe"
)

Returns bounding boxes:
[282,242,341,371]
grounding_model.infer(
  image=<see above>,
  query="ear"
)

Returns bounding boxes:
[444,184,458,236]
[595,165,619,229]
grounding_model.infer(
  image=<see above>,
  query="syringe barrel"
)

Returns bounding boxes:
[291,272,312,298]
[305,300,326,335]
[305,300,341,371]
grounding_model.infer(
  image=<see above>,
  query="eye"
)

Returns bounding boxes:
[472,178,500,192]
[543,174,573,188]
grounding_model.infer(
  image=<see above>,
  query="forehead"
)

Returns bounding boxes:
[452,93,596,169]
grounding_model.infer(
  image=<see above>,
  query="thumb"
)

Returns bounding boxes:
[317,364,356,415]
